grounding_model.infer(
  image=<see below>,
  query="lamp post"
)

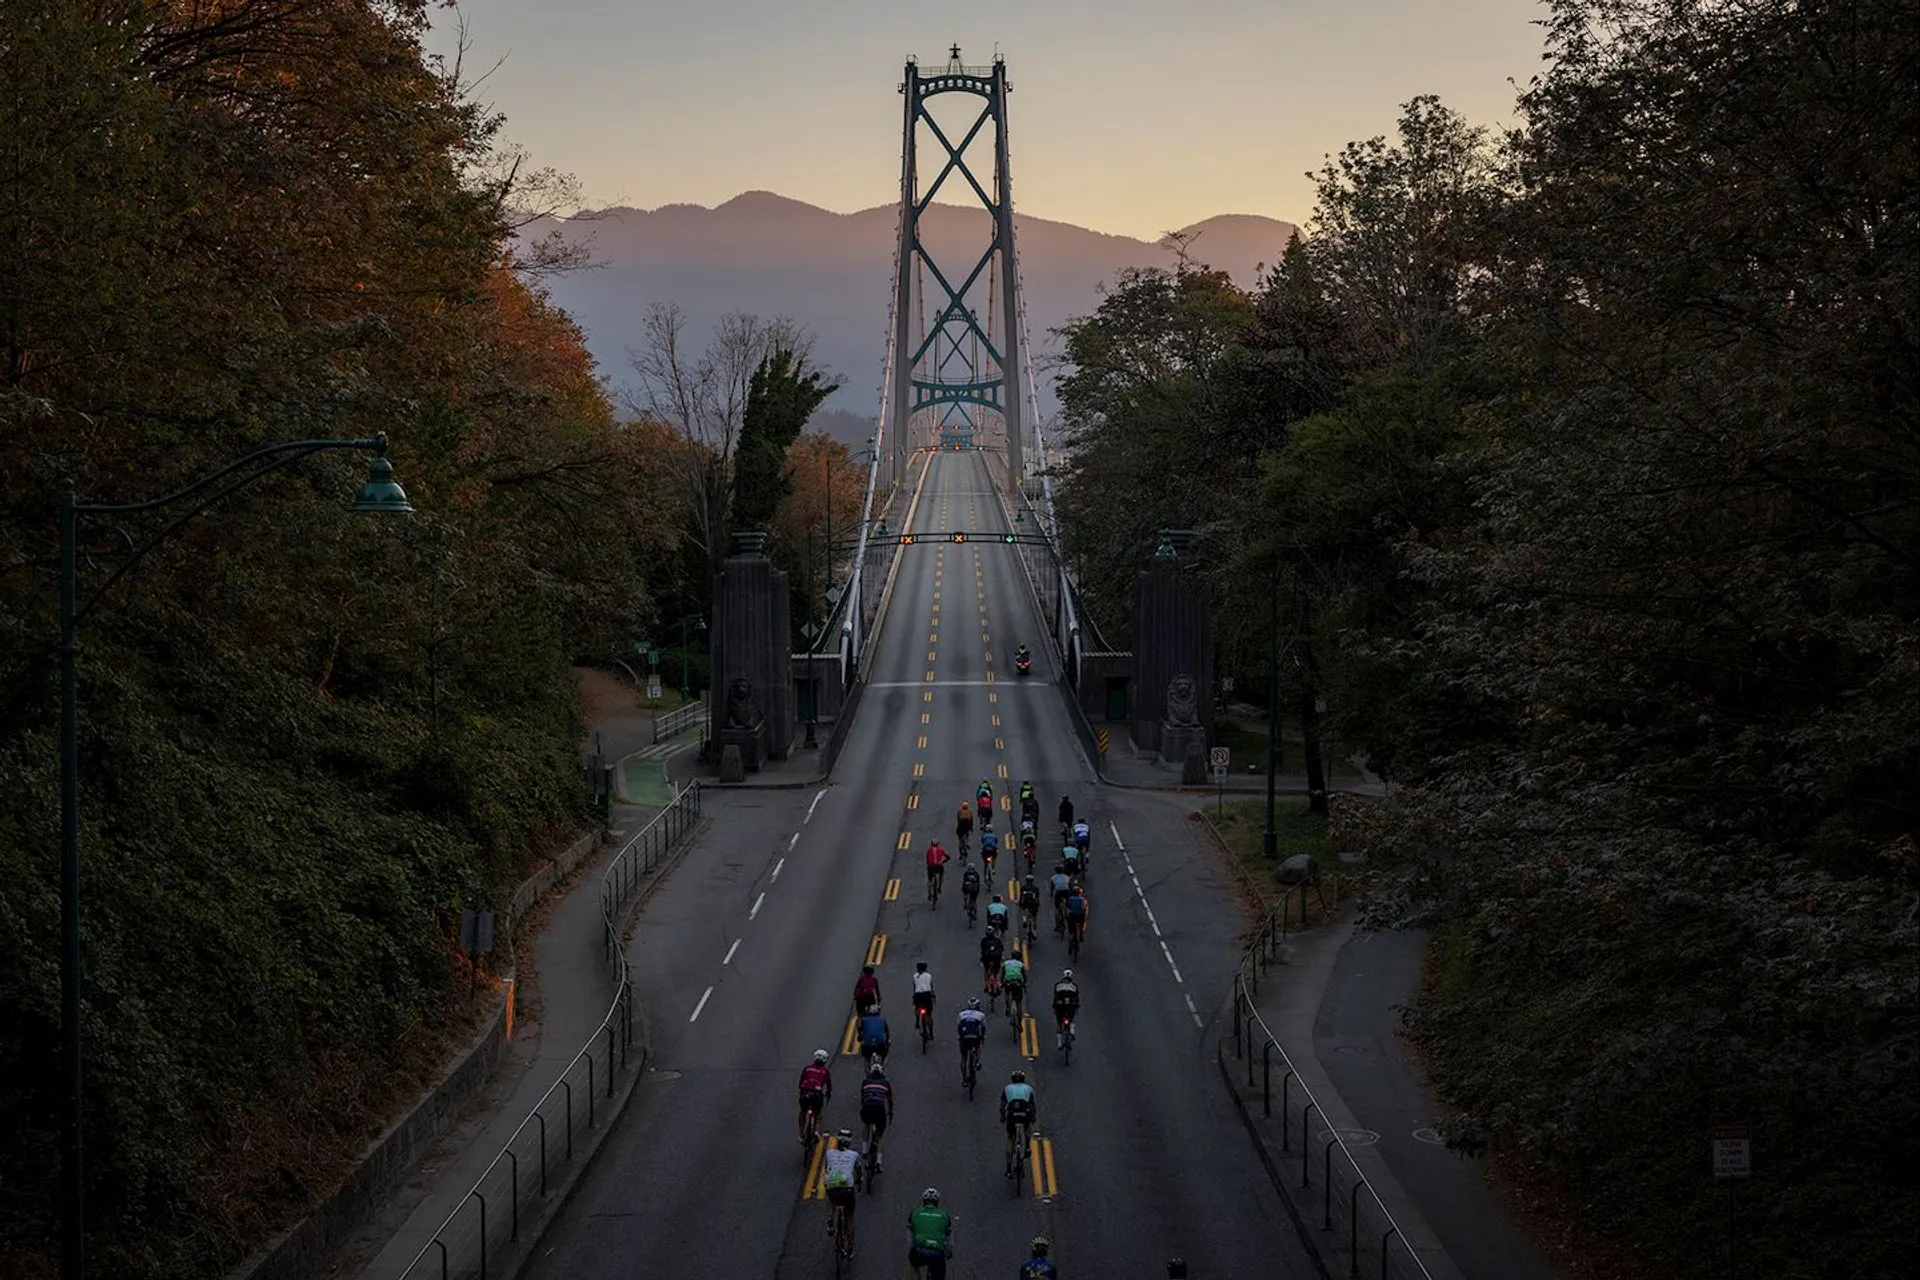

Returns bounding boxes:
[1263,575,1280,861]
[679,615,705,703]
[804,525,819,749]
[57,435,411,1279]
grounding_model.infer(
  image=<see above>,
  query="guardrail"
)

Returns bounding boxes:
[653,700,705,744]
[1229,906,1436,1280]
[397,781,704,1280]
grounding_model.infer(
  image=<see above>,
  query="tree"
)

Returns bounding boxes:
[732,348,839,533]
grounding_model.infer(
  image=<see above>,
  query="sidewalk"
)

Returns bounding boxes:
[1218,907,1560,1280]
[1098,727,1386,796]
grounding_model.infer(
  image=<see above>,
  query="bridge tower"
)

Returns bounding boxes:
[887,45,1027,496]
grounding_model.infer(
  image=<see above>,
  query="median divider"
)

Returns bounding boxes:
[395,782,705,1280]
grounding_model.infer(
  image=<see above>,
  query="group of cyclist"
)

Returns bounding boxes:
[794,784,1120,1276]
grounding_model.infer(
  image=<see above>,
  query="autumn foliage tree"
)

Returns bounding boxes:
[0,2,671,1275]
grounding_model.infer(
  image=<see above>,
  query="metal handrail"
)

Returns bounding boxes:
[1228,909,1437,1280]
[653,700,705,744]
[395,782,703,1279]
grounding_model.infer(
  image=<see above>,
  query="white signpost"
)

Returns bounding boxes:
[1711,1125,1751,1179]
[1209,746,1229,812]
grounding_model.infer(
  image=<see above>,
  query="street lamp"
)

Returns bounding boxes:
[679,616,705,703]
[56,434,410,1279]
[1263,575,1280,860]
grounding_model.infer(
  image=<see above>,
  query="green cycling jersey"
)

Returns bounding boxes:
[1001,958,1026,985]
[908,1204,952,1250]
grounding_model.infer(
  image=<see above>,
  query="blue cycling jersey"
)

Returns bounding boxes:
[986,901,1009,919]
[957,1009,988,1040]
[1021,1259,1059,1280]
[1050,873,1070,893]
[858,1014,888,1047]
[982,832,999,852]
[1066,894,1087,919]
[1003,1081,1035,1109]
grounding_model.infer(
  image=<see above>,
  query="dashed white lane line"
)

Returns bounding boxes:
[723,939,740,965]
[749,891,766,920]
[771,857,785,883]
[690,985,714,1022]
[806,788,827,822]
[1112,819,1203,1025]
[789,832,800,850]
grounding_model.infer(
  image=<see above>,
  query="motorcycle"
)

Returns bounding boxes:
[1014,648,1032,677]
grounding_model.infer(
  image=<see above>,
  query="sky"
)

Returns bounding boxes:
[422,0,1553,241]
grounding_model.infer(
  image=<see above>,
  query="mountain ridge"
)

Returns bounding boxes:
[526,192,1299,423]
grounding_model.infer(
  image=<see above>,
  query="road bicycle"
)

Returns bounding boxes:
[1005,984,1026,1032]
[963,883,979,926]
[1058,1013,1075,1065]
[800,1095,823,1153]
[957,828,971,858]
[1008,1120,1032,1195]
[962,1038,982,1099]
[1067,917,1084,961]
[1022,904,1039,947]
[829,1189,855,1273]
[916,1000,935,1052]
[927,865,944,907]
[983,965,1002,1011]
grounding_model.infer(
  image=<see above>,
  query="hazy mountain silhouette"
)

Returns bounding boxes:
[523,193,1297,425]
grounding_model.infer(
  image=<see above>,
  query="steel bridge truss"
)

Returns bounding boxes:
[888,45,1027,493]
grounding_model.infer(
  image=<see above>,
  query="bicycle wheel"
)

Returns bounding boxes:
[1062,1020,1072,1065]
[1011,1126,1027,1195]
[1068,926,1080,960]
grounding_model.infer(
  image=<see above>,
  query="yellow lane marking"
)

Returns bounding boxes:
[1007,877,1020,900]
[921,712,931,725]
[840,1015,859,1056]
[914,762,926,777]
[1032,1136,1059,1198]
[995,737,1004,750]
[803,1138,827,1198]
[998,763,1010,779]
[924,691,934,703]
[932,604,940,613]
[985,652,994,665]
[989,692,998,704]
[925,671,935,683]
[986,672,997,684]
[933,591,940,600]
[907,793,920,809]
[928,650,937,661]
[929,633,938,643]
[885,878,901,901]
[1020,1015,1040,1059]
[918,735,929,749]
[992,715,1001,727]
[867,934,888,966]
[898,832,911,850]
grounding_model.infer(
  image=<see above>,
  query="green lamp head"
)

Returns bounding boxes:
[352,439,413,514]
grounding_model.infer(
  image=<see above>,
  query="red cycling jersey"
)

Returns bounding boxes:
[799,1062,831,1093]
[925,843,950,869]
[853,975,880,1007]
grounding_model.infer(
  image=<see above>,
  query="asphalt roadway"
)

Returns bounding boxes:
[524,450,1316,1278]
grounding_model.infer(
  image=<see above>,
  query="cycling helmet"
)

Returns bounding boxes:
[967,996,981,1009]
[868,1061,885,1077]
[813,1048,830,1063]
[921,1186,941,1204]
[1030,1236,1050,1256]
[915,960,928,971]
[838,1127,854,1142]
[1061,969,1073,981]
[1010,1069,1027,1083]
[862,963,875,975]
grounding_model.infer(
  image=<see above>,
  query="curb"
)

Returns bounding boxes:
[1215,1031,1334,1280]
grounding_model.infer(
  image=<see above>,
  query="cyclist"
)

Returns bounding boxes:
[980,827,1000,875]
[906,1187,955,1278]
[1049,864,1071,935]
[1051,969,1080,1050]
[859,1062,894,1171]
[985,893,1010,937]
[911,961,936,1039]
[960,859,982,919]
[979,928,1005,1000]
[956,995,988,1080]
[797,1048,832,1143]
[1072,817,1091,856]
[1060,840,1083,880]
[976,780,995,828]
[1057,794,1074,836]
[1001,950,1028,1025]
[1019,1236,1058,1280]
[1020,817,1038,869]
[1019,873,1042,940]
[822,1128,861,1250]
[1018,779,1037,820]
[955,799,973,854]
[1065,882,1089,952]
[857,1003,891,1068]
[1000,1069,1037,1176]
[925,837,950,902]
[852,964,881,1015]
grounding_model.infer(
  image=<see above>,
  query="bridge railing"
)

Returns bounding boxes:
[394,783,703,1280]
[1229,908,1438,1280]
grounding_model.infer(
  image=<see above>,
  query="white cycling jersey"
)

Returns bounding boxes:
[822,1146,859,1190]
[957,1009,988,1039]
[912,970,935,996]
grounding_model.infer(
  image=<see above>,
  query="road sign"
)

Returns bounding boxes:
[459,908,495,956]
[1210,764,1227,783]
[1711,1125,1751,1179]
[646,676,662,700]
[1209,746,1230,768]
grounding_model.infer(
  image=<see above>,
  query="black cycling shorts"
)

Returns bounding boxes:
[861,1105,889,1131]
[800,1088,825,1111]
[913,992,934,1013]
[827,1184,856,1209]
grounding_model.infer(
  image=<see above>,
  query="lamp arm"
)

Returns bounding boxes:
[72,437,385,625]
